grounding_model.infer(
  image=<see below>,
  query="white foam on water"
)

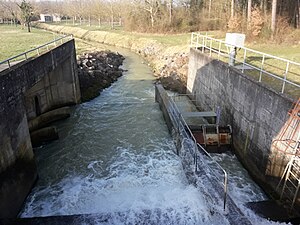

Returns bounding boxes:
[20,142,230,224]
[210,153,292,225]
[18,49,292,224]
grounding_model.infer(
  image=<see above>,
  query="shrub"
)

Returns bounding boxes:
[248,7,264,37]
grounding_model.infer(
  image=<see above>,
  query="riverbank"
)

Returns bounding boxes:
[77,51,125,102]
[35,23,189,93]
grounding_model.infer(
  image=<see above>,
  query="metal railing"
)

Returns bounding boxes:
[190,33,300,95]
[0,35,73,69]
[167,93,228,210]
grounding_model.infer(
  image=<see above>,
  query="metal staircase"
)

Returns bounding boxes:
[275,98,300,212]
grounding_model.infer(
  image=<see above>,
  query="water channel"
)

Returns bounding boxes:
[20,45,287,224]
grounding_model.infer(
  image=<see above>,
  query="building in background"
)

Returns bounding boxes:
[39,14,61,22]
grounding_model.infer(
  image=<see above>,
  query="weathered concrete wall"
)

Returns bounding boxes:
[24,43,80,120]
[187,48,294,196]
[0,39,80,218]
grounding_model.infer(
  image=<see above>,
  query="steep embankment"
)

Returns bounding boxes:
[35,23,189,93]
[77,51,125,102]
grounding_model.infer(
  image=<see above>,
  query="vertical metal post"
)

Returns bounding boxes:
[281,61,290,93]
[202,35,205,53]
[259,54,265,82]
[24,53,27,60]
[7,60,10,69]
[223,173,228,211]
[195,147,198,172]
[209,39,212,57]
[37,48,40,56]
[196,33,199,49]
[242,49,247,73]
[291,181,300,210]
[218,41,221,60]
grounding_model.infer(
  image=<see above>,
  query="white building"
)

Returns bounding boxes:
[40,14,61,22]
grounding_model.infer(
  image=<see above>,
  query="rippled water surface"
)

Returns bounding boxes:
[20,47,288,225]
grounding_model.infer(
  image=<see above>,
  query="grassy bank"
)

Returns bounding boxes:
[0,25,59,61]
[1,23,299,98]
[36,22,300,62]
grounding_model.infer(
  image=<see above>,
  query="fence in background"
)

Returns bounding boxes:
[190,33,300,96]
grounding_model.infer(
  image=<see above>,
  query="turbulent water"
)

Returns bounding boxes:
[20,47,288,225]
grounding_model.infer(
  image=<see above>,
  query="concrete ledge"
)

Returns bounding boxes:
[28,106,71,132]
[30,126,59,147]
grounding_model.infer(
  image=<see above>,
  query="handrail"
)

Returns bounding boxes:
[179,109,228,210]
[197,143,228,210]
[0,35,73,69]
[190,32,300,95]
[168,96,228,210]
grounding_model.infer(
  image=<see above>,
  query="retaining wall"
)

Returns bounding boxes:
[0,40,80,218]
[187,48,294,196]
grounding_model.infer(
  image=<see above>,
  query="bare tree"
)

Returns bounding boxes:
[0,0,19,25]
[271,0,277,38]
[231,0,234,18]
[168,0,173,23]
[247,0,252,25]
[144,0,160,28]
[208,0,212,18]
[17,0,33,32]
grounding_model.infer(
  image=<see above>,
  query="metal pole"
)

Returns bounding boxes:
[195,148,198,172]
[223,173,228,211]
[209,39,212,57]
[242,49,247,73]
[281,62,290,93]
[202,35,205,53]
[259,55,265,82]
[218,41,221,60]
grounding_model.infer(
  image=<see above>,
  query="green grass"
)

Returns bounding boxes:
[200,36,300,98]
[248,43,300,63]
[74,38,107,55]
[2,22,299,97]
[0,25,60,61]
[45,22,225,47]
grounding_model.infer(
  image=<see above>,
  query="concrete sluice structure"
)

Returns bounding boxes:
[187,47,300,221]
[155,84,252,224]
[1,35,299,224]
[155,84,300,224]
[170,94,232,153]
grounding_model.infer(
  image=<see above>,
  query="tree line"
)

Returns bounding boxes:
[0,0,299,38]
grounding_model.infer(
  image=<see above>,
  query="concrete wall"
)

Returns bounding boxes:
[25,56,79,120]
[187,48,294,196]
[0,39,80,218]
